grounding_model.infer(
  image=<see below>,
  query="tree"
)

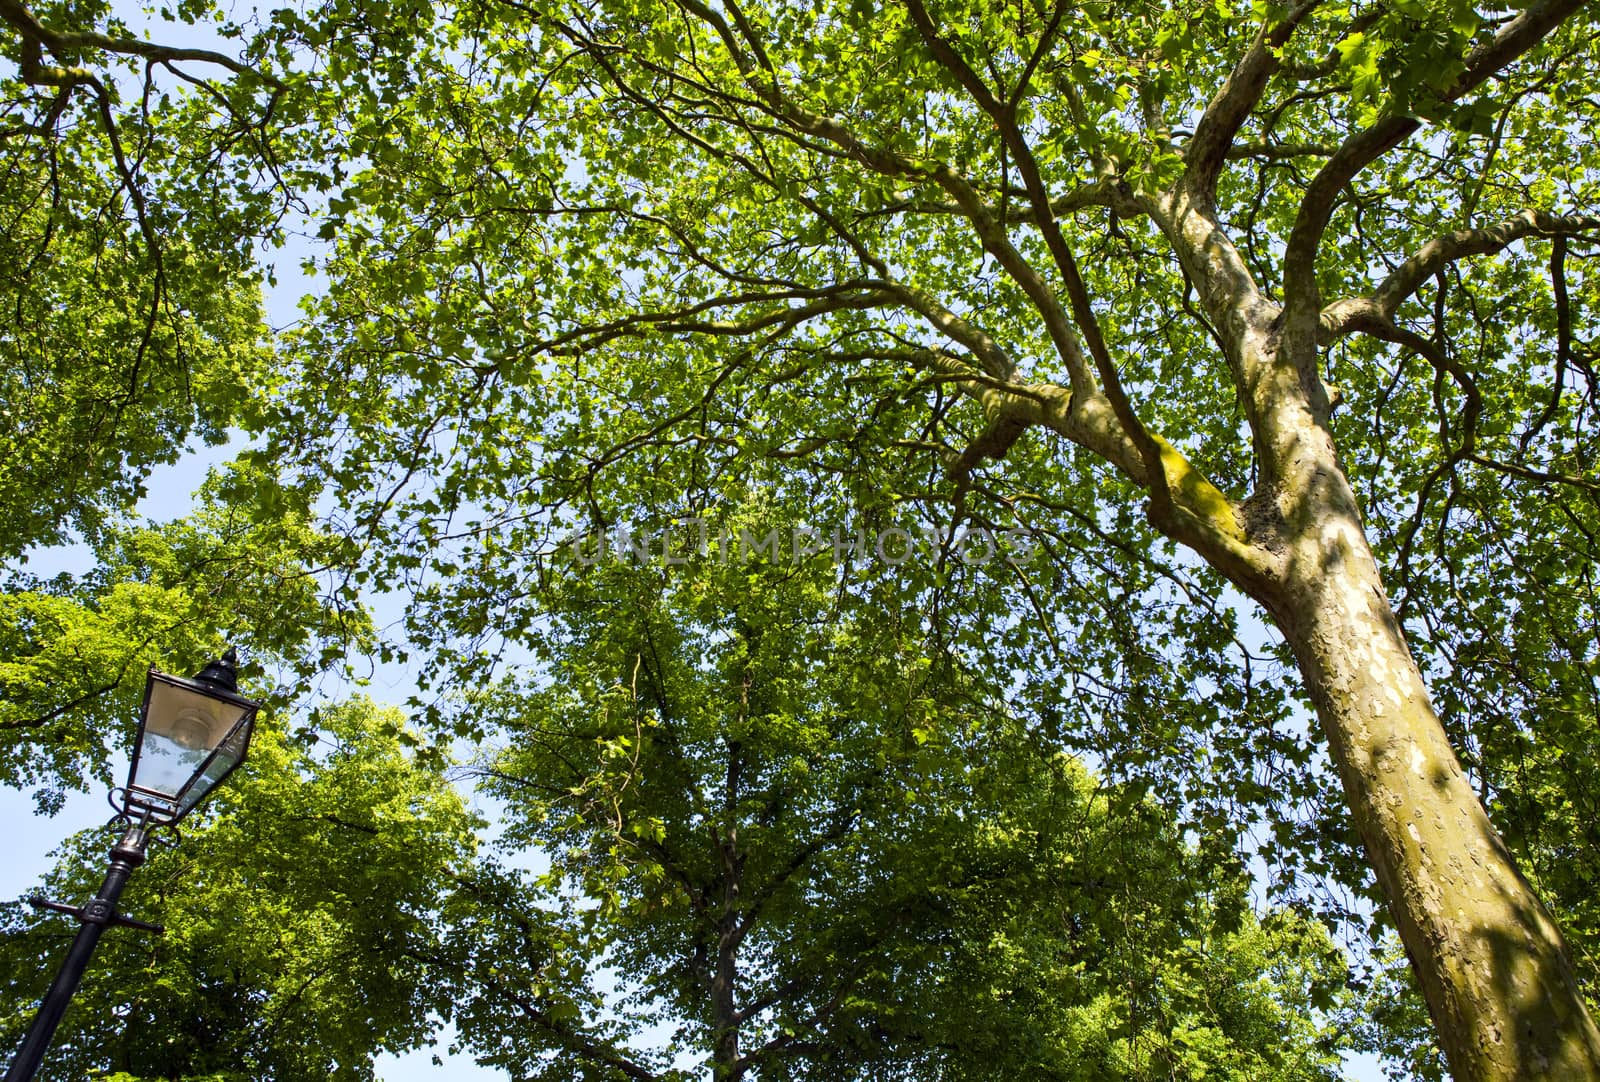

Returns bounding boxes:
[0,0,285,558]
[430,533,1353,1081]
[243,0,1600,1076]
[0,697,479,1082]
[0,469,371,812]
[2,501,1356,1082]
[5,0,1600,1075]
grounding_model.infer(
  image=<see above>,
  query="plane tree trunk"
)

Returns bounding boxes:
[1260,481,1600,1079]
[1196,310,1600,1079]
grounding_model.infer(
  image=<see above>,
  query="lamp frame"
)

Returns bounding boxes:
[122,665,260,826]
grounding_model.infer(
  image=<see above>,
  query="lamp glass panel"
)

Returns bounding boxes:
[177,721,251,814]
[134,681,252,800]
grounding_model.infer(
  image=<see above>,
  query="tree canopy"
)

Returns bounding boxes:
[0,0,281,557]
[435,540,1356,1081]
[4,536,1358,1082]
[3,0,1600,1078]
[0,476,371,811]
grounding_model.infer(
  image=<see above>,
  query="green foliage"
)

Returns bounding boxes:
[0,487,373,811]
[0,202,263,558]
[0,0,280,557]
[437,537,1351,1080]
[0,698,479,1082]
[242,0,1599,980]
[6,0,1600,1074]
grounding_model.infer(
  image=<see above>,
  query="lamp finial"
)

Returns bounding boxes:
[191,647,240,695]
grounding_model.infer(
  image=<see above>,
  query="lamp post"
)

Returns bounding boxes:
[3,648,260,1082]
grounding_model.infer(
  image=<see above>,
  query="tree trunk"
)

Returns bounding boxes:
[712,743,744,1081]
[711,914,739,1081]
[1260,484,1600,1080]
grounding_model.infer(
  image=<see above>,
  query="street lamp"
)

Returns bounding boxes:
[3,648,260,1082]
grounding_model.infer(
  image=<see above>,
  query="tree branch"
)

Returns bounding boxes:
[1284,0,1589,314]
[1186,0,1321,196]
[1320,210,1600,338]
[0,0,275,83]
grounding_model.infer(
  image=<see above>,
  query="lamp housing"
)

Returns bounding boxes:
[124,649,259,825]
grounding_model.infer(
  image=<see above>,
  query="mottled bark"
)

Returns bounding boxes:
[1267,495,1600,1079]
[1233,348,1600,1079]
[1137,46,1600,1058]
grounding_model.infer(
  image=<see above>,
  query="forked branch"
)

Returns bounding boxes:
[1283,0,1589,310]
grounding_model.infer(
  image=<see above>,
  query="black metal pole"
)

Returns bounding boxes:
[3,820,154,1082]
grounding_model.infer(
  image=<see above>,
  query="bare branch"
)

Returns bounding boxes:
[1468,454,1600,496]
[1224,140,1336,161]
[1320,210,1600,339]
[864,176,1139,225]
[0,0,275,83]
[1186,0,1321,196]
[515,281,888,360]
[899,0,1101,401]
